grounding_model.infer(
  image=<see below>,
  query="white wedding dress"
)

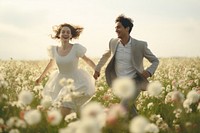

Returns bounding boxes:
[42,44,95,109]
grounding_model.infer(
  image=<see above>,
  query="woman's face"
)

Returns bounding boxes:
[59,26,72,41]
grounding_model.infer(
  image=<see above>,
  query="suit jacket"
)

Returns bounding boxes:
[95,37,159,87]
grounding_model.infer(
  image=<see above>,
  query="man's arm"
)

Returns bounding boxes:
[143,43,159,76]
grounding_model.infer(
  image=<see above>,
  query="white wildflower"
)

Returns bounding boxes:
[62,94,73,102]
[145,123,159,133]
[81,102,104,119]
[171,91,185,103]
[81,101,106,128]
[197,103,200,111]
[24,110,41,125]
[165,92,173,104]
[147,81,162,96]
[59,78,68,86]
[147,102,154,109]
[40,96,52,109]
[64,112,77,122]
[2,94,8,100]
[183,99,192,109]
[186,90,200,103]
[52,101,62,108]
[59,120,81,133]
[59,127,73,133]
[0,118,4,125]
[15,119,26,128]
[18,90,34,105]
[112,77,136,99]
[129,115,149,133]
[107,104,127,118]
[173,109,182,119]
[165,85,171,92]
[67,78,74,85]
[76,118,101,133]
[106,104,127,126]
[0,80,8,88]
[6,117,18,128]
[33,85,43,93]
[47,110,62,126]
[0,74,4,81]
[59,78,74,87]
[9,129,20,133]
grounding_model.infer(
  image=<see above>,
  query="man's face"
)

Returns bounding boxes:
[115,22,129,39]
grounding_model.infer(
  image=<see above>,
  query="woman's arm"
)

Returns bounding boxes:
[35,59,55,84]
[81,55,96,70]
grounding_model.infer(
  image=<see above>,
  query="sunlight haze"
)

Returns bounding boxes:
[0,0,200,60]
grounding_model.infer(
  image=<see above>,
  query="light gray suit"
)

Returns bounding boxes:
[95,37,159,87]
[95,37,159,118]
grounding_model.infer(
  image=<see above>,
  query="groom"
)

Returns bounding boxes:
[93,14,159,118]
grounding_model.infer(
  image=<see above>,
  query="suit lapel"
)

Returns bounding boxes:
[112,39,120,55]
[130,38,137,67]
[105,39,119,86]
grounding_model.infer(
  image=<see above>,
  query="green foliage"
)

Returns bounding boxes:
[0,58,200,132]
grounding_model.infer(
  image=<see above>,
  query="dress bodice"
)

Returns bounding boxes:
[48,44,86,74]
[54,46,78,74]
[43,43,95,100]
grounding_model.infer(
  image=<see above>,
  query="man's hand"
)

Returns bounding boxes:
[93,71,100,80]
[141,70,151,78]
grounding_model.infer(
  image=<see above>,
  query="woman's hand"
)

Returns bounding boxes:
[35,77,42,85]
[93,71,100,80]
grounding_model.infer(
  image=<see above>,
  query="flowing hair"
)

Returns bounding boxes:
[51,23,83,40]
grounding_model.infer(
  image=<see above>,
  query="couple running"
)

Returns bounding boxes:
[36,14,159,118]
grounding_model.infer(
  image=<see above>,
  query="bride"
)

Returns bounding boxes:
[36,23,96,116]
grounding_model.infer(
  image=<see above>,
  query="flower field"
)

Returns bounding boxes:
[0,57,200,133]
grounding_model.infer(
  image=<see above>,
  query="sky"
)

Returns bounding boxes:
[0,0,200,60]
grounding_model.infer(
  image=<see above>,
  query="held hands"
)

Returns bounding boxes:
[93,71,100,80]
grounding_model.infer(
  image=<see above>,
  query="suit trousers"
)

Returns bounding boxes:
[120,75,144,119]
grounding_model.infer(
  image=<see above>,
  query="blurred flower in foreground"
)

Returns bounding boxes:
[59,120,80,133]
[145,123,159,133]
[147,81,163,96]
[186,90,200,103]
[40,96,52,109]
[130,115,159,133]
[24,110,41,125]
[112,77,136,99]
[106,104,127,126]
[171,91,185,103]
[6,116,26,128]
[9,129,20,133]
[18,90,34,105]
[183,99,192,109]
[129,115,149,133]
[47,110,62,126]
[76,118,101,133]
[81,101,106,128]
[60,118,101,133]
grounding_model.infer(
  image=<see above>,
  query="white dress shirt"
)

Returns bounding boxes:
[115,39,137,78]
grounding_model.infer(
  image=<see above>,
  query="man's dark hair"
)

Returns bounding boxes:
[115,14,134,33]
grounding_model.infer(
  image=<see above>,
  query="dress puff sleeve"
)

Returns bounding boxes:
[75,44,87,57]
[47,45,55,59]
